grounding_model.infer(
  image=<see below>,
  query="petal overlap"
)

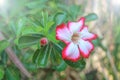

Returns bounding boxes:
[78,39,94,58]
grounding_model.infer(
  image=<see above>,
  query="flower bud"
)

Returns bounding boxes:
[40,37,48,46]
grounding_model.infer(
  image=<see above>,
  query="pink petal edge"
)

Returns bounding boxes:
[81,26,98,41]
[67,17,85,32]
[83,33,98,41]
[79,41,94,58]
[62,43,80,62]
[56,23,70,44]
[78,17,86,31]
[56,23,65,40]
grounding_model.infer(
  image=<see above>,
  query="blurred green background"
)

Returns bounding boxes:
[0,0,120,80]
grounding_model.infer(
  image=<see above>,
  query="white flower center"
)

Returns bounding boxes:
[71,33,80,44]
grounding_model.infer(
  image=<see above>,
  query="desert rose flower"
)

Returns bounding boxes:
[40,37,48,46]
[56,17,97,62]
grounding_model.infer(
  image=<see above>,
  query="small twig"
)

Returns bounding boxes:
[0,31,32,78]
[5,47,32,78]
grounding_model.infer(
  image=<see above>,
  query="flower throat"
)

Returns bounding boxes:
[71,33,80,43]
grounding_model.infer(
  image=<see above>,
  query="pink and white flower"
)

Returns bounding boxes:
[56,17,97,62]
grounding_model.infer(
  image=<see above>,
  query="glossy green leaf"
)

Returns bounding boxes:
[51,47,61,66]
[54,12,67,25]
[1,51,8,65]
[32,49,40,63]
[0,67,4,80]
[0,40,9,53]
[5,68,20,80]
[65,59,86,69]
[18,34,43,48]
[16,19,25,37]
[41,12,48,27]
[45,21,54,33]
[85,13,98,22]
[68,5,81,20]
[51,43,67,71]
[21,26,42,35]
[47,32,58,43]
[92,38,101,47]
[53,61,67,72]
[23,63,37,71]
[37,44,50,67]
[53,42,63,53]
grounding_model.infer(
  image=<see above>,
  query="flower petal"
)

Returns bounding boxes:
[56,23,72,44]
[62,42,80,62]
[68,17,85,33]
[80,26,97,41]
[78,39,94,58]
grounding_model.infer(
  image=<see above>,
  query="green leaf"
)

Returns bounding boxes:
[51,43,67,71]
[47,32,58,43]
[10,21,17,35]
[53,42,63,52]
[54,12,67,25]
[32,49,40,63]
[37,44,50,67]
[16,19,25,37]
[68,5,81,20]
[41,12,48,27]
[25,0,47,9]
[51,46,61,66]
[53,61,67,72]
[92,38,101,47]
[0,40,9,53]
[45,21,54,33]
[0,67,4,80]
[5,68,20,80]
[1,51,8,65]
[21,26,42,35]
[85,13,98,22]
[65,59,86,69]
[18,34,43,48]
[23,63,37,71]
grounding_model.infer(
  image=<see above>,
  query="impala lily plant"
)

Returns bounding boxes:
[56,17,97,62]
